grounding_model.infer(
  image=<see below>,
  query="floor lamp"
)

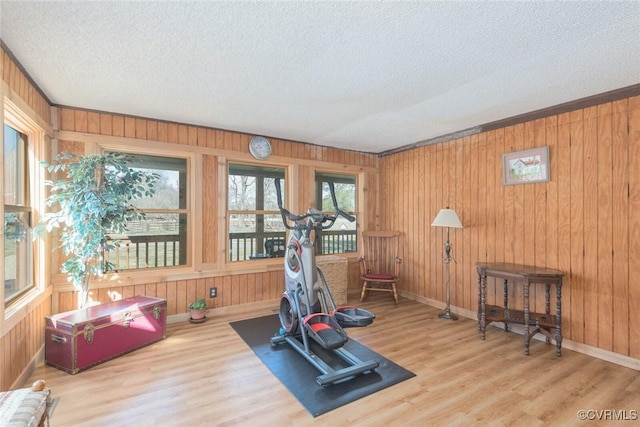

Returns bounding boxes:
[431,207,463,320]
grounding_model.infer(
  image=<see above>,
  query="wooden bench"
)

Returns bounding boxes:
[0,380,51,427]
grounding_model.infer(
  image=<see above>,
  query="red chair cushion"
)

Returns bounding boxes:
[365,273,396,280]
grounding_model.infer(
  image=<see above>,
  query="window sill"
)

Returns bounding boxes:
[47,253,361,291]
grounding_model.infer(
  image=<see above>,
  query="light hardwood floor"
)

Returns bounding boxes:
[28,293,640,426]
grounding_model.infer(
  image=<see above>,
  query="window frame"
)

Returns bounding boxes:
[1,98,47,335]
[314,171,358,255]
[3,124,33,302]
[104,152,190,271]
[227,162,287,262]
[45,142,196,291]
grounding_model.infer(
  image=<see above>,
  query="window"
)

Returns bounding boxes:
[104,154,188,270]
[228,164,285,261]
[2,98,44,317]
[315,172,357,255]
[3,124,33,302]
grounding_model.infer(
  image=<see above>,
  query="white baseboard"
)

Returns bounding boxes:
[399,290,640,372]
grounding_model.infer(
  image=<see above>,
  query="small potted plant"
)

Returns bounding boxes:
[188,298,208,323]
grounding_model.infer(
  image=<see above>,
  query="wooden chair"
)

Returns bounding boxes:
[359,230,402,304]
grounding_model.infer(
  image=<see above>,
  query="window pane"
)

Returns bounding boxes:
[4,124,28,206]
[125,155,187,210]
[318,217,358,254]
[228,175,256,210]
[317,174,356,213]
[107,213,187,270]
[4,210,32,301]
[228,164,285,261]
[103,153,188,270]
[315,172,357,255]
[264,214,286,233]
[230,213,256,234]
[4,122,33,302]
[263,177,281,210]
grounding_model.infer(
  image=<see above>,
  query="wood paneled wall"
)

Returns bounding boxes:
[0,300,51,390]
[52,107,378,317]
[1,47,50,121]
[380,96,640,359]
[3,38,637,390]
[1,47,53,390]
[1,43,377,388]
[55,107,378,168]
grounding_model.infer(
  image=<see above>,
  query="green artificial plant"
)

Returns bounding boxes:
[188,298,208,310]
[35,152,159,308]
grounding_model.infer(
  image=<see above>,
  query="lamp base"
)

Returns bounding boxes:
[438,309,459,321]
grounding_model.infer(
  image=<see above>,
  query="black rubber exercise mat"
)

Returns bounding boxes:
[230,314,415,417]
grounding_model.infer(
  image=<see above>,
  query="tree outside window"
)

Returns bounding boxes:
[315,172,357,255]
[228,164,285,261]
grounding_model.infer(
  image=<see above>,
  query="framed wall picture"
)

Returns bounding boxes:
[502,146,550,185]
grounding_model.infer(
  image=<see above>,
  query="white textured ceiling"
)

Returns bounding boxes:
[1,1,639,154]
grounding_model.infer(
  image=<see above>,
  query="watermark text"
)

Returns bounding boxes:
[577,409,637,421]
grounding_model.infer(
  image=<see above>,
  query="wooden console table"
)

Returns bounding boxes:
[476,262,564,356]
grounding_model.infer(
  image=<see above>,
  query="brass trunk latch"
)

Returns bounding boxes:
[123,311,133,328]
[153,305,161,321]
[83,323,95,343]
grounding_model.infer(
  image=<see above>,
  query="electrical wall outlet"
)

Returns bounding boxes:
[209,287,217,298]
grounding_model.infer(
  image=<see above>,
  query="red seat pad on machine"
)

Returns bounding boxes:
[304,313,347,350]
[310,322,332,332]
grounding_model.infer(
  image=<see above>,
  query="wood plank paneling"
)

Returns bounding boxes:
[569,110,585,344]
[612,99,630,356]
[583,106,599,347]
[596,103,613,351]
[533,119,547,313]
[628,96,640,359]
[380,95,640,360]
[0,298,52,390]
[202,155,217,265]
[556,112,573,339]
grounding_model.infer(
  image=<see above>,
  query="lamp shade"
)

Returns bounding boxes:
[431,208,463,228]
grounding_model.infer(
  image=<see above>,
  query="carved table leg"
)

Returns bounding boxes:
[555,281,563,357]
[523,281,530,356]
[545,283,551,344]
[477,271,482,331]
[503,279,509,332]
[479,272,487,340]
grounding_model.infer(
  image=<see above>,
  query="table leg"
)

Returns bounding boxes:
[477,272,482,331]
[555,281,563,357]
[503,279,509,332]
[523,281,530,356]
[545,283,551,345]
[479,272,487,340]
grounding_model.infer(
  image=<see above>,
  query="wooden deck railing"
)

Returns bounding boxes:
[104,230,357,267]
[105,234,183,270]
[229,230,357,261]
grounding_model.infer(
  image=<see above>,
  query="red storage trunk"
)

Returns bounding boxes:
[45,295,167,374]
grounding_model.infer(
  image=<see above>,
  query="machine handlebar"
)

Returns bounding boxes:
[274,178,355,231]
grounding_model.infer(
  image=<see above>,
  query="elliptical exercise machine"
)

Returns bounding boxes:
[270,179,378,386]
